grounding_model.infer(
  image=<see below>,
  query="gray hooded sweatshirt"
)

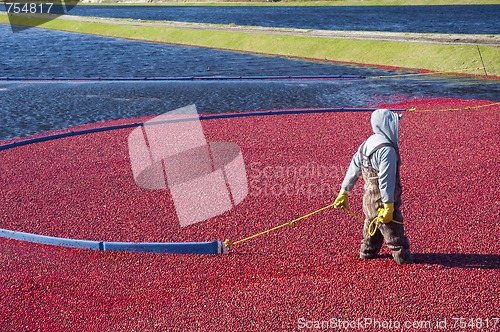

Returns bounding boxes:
[340,109,400,203]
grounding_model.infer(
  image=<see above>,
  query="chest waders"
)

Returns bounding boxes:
[359,142,412,265]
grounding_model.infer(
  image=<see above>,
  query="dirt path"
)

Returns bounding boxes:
[60,14,500,46]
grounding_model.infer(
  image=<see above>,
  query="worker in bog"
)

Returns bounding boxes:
[333,109,413,265]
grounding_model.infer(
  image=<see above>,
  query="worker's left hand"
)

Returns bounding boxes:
[377,203,394,223]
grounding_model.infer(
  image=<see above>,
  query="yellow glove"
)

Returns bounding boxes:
[333,191,349,209]
[377,203,394,223]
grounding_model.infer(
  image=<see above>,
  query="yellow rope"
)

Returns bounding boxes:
[343,207,403,237]
[407,101,500,113]
[223,202,407,250]
[367,215,404,237]
[224,202,336,249]
[344,206,364,222]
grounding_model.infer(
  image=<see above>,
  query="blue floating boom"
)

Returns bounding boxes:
[0,229,228,254]
[0,107,406,152]
[0,75,365,82]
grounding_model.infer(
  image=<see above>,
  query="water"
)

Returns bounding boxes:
[0,15,499,141]
[19,5,500,34]
[0,25,389,79]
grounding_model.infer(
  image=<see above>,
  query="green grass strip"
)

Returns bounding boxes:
[1,13,499,77]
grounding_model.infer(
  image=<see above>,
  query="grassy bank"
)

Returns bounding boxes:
[1,13,499,77]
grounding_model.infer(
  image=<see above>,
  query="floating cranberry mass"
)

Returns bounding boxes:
[0,98,498,331]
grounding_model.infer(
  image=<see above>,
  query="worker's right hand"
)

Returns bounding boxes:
[333,190,349,209]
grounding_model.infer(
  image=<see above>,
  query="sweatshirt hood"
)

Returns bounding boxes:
[371,109,400,147]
